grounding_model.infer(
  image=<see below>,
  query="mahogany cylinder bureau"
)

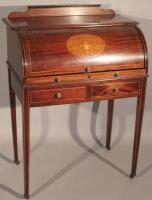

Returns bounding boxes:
[3,5,148,199]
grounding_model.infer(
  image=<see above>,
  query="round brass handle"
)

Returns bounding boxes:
[54,77,61,83]
[85,67,91,73]
[88,74,91,79]
[112,88,119,93]
[114,72,120,78]
[55,92,62,98]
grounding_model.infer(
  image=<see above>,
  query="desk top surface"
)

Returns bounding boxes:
[4,5,138,30]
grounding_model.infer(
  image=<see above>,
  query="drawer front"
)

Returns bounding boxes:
[26,69,147,85]
[91,81,141,99]
[30,86,86,105]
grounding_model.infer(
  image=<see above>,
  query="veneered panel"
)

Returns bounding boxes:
[20,26,145,77]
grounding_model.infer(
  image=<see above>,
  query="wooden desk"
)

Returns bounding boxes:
[4,5,148,199]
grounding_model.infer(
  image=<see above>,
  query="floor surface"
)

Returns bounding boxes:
[0,135,152,200]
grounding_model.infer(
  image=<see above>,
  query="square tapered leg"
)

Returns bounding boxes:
[106,100,114,150]
[130,79,147,178]
[22,88,30,199]
[8,69,19,164]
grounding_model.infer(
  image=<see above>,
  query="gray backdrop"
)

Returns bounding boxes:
[0,1,152,200]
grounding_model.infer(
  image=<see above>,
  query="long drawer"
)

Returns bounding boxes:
[26,69,146,85]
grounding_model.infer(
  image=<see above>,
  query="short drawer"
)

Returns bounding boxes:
[30,86,86,105]
[91,81,141,99]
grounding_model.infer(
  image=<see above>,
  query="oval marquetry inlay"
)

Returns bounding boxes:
[66,34,106,57]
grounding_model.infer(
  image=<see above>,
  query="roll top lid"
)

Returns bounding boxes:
[4,5,147,78]
[19,26,146,77]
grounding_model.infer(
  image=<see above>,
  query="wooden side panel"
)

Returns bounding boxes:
[7,27,23,79]
[21,26,145,77]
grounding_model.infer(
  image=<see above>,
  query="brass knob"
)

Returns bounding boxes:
[112,88,119,93]
[54,77,61,83]
[55,92,62,98]
[114,72,120,78]
[85,67,91,73]
[88,74,91,79]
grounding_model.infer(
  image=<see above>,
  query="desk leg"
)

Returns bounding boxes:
[22,88,30,199]
[106,100,114,150]
[8,70,19,164]
[130,79,147,178]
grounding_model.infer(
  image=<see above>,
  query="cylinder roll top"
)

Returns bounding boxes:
[19,26,146,77]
